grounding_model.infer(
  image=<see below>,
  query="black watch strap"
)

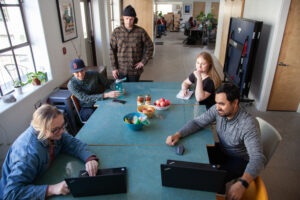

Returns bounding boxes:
[239,179,249,188]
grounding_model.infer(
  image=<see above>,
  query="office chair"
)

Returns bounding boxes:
[256,117,282,167]
[70,94,86,124]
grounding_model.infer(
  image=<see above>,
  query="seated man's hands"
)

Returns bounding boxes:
[47,181,69,197]
[85,160,99,176]
[166,132,182,146]
[226,181,246,200]
[104,91,121,99]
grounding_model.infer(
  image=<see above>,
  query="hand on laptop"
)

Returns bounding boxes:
[46,181,70,197]
[85,160,99,176]
[166,132,182,146]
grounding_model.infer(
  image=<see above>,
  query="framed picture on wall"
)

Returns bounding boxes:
[184,4,191,14]
[56,0,78,42]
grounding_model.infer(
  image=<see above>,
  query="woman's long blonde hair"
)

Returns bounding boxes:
[31,104,62,141]
[197,52,221,89]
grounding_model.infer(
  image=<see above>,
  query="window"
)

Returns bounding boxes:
[157,4,172,15]
[0,0,36,96]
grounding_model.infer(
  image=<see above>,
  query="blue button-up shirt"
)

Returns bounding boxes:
[0,125,95,200]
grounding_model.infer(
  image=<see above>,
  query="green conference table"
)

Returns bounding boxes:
[37,82,216,199]
[95,82,198,106]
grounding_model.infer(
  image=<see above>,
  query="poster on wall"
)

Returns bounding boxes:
[184,4,191,14]
[56,0,78,42]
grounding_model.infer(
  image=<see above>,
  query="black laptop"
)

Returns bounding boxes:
[161,160,227,192]
[65,167,127,197]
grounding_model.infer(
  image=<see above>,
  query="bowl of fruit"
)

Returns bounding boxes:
[153,98,171,110]
[137,105,155,118]
[123,112,148,131]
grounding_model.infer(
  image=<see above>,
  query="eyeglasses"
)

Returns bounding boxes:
[51,124,66,135]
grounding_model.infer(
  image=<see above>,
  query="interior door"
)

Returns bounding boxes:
[193,2,205,19]
[80,0,97,66]
[267,0,300,111]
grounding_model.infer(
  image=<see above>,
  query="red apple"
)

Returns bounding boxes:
[160,98,165,102]
[165,100,170,106]
[155,100,160,105]
[160,101,166,107]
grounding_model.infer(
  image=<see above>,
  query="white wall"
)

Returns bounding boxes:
[92,0,112,77]
[214,0,290,111]
[0,0,87,165]
[244,0,290,111]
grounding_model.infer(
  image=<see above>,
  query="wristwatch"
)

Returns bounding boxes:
[238,179,249,188]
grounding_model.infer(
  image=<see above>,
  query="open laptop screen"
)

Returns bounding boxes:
[65,167,127,197]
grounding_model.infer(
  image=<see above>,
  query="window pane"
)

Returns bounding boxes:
[0,0,19,5]
[80,2,87,39]
[4,6,27,46]
[0,50,15,94]
[0,9,10,49]
[14,46,34,83]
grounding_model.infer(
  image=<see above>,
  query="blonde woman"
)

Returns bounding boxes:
[0,104,99,199]
[181,52,221,109]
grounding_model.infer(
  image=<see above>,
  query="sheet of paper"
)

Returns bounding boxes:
[176,90,194,100]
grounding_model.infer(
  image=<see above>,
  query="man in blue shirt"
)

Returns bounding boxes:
[0,104,99,199]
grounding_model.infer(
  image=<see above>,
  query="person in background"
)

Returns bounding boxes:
[188,17,196,29]
[68,58,121,121]
[110,5,154,82]
[181,52,221,109]
[157,16,167,37]
[0,104,99,199]
[166,83,265,200]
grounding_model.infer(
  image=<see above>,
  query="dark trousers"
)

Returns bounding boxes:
[207,143,248,194]
[119,73,141,82]
[79,107,97,121]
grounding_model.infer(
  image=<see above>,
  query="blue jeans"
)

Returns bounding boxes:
[80,107,97,121]
[157,24,165,36]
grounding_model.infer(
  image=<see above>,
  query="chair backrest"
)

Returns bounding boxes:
[256,117,282,167]
[242,176,268,200]
[70,94,86,124]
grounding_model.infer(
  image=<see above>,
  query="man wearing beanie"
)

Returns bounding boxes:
[68,58,121,121]
[110,5,153,82]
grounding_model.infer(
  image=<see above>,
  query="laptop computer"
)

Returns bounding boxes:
[65,167,127,197]
[161,160,227,192]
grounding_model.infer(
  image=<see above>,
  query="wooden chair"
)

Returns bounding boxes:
[216,176,268,200]
[70,94,86,124]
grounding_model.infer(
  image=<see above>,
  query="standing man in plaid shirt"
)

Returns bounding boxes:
[110,5,154,82]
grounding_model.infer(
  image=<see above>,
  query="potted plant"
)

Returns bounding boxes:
[26,71,47,86]
[13,80,25,95]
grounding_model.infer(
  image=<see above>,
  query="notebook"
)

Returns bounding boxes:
[65,167,127,197]
[161,160,226,192]
[176,90,194,100]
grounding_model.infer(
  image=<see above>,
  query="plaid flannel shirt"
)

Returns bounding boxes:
[110,25,153,76]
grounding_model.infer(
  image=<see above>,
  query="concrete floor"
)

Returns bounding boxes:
[141,31,300,200]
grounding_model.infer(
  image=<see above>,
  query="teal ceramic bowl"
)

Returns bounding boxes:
[123,112,147,131]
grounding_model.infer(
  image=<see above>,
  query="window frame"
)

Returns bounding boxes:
[0,0,36,96]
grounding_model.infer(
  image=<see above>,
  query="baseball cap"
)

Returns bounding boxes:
[70,59,85,73]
